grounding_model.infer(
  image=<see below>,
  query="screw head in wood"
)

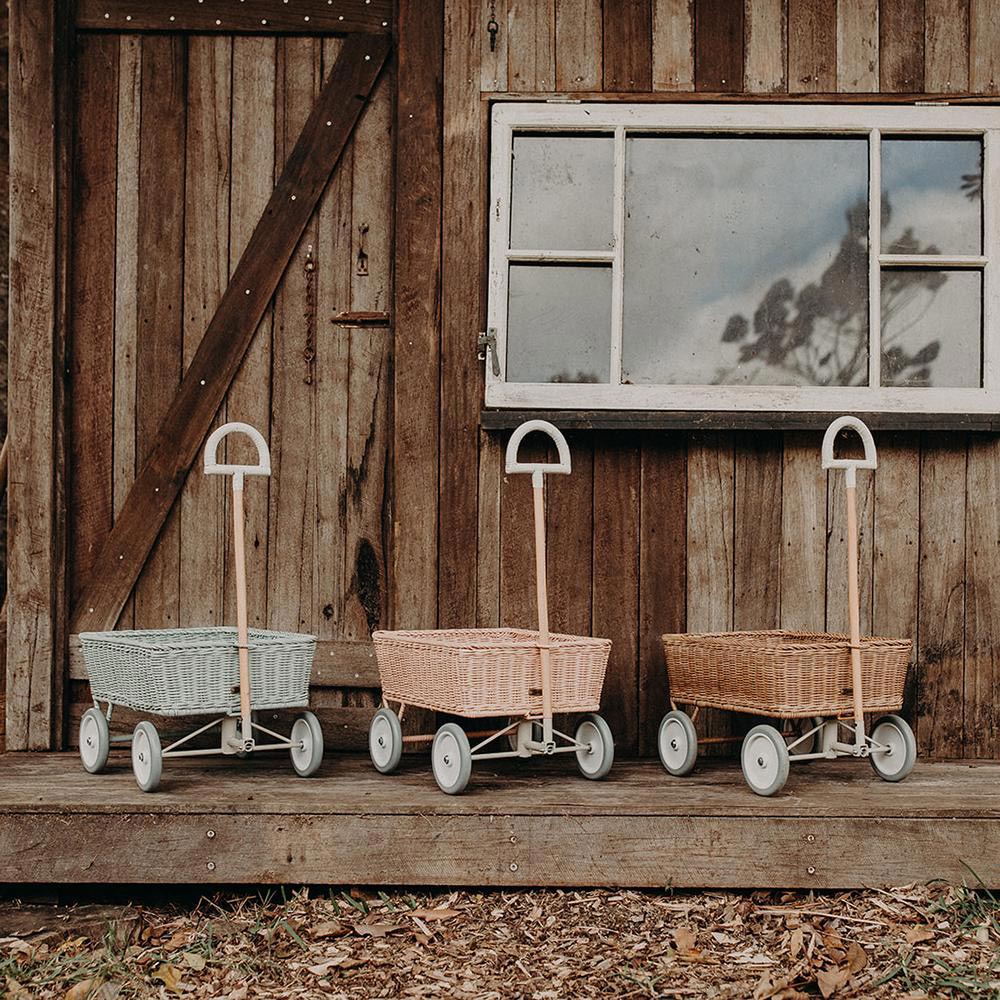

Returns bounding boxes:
[207,861,216,871]
[509,862,518,872]
[365,55,371,61]
[807,865,816,875]
[215,18,221,25]
[207,830,216,839]
[125,14,132,20]
[103,12,110,18]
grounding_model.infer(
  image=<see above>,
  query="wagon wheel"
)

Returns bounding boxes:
[432,723,472,795]
[79,707,110,775]
[741,724,790,797]
[657,710,698,777]
[869,715,917,782]
[575,714,614,780]
[131,721,163,793]
[290,711,324,777]
[369,707,403,774]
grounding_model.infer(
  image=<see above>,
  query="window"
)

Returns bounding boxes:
[486,103,1000,414]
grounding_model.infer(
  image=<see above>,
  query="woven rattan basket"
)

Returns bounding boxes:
[372,628,611,718]
[79,627,316,716]
[662,630,911,719]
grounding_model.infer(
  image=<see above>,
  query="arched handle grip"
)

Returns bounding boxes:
[822,415,877,485]
[204,422,271,484]
[505,419,571,487]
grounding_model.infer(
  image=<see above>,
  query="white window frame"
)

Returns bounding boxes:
[486,102,1000,414]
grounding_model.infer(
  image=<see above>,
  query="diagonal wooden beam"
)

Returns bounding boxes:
[71,32,391,635]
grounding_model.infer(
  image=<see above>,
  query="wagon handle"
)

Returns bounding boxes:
[821,415,877,486]
[204,421,272,490]
[505,420,571,744]
[505,419,571,487]
[821,415,877,749]
[203,421,271,750]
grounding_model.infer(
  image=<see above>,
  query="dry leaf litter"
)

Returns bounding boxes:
[1,883,998,999]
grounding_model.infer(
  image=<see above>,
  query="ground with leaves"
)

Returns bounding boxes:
[2,883,998,999]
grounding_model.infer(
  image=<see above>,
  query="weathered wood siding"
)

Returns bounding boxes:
[439,0,1000,759]
[63,30,393,747]
[7,0,1000,760]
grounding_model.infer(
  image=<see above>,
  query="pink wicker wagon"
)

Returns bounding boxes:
[369,420,615,794]
[659,417,916,796]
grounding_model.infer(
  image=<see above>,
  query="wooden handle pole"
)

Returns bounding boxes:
[232,479,253,738]
[846,481,865,746]
[532,482,553,742]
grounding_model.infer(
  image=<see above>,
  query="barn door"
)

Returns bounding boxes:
[61,9,394,749]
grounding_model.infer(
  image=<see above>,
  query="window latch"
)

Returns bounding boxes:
[478,329,501,377]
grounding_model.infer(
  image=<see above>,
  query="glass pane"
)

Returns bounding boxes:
[506,264,612,383]
[510,134,614,251]
[881,138,982,256]
[622,136,869,387]
[881,269,981,387]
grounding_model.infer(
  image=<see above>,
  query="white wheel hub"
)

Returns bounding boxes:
[660,718,689,771]
[370,714,394,769]
[80,713,102,769]
[434,732,461,782]
[291,717,313,771]
[871,721,907,777]
[746,734,778,781]
[576,720,602,775]
[132,730,152,783]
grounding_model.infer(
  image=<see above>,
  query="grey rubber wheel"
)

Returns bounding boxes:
[131,721,162,793]
[290,711,324,777]
[658,710,698,776]
[575,714,614,780]
[79,707,110,774]
[741,724,790,797]
[432,723,472,795]
[869,714,917,782]
[369,708,403,774]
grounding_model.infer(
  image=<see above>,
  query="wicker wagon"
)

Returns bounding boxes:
[658,417,917,796]
[368,420,615,794]
[76,423,324,791]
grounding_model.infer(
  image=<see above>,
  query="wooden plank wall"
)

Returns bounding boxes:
[62,29,394,748]
[10,1,1000,761]
[443,0,1000,759]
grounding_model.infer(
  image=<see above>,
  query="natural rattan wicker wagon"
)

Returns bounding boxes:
[76,423,324,791]
[657,417,916,796]
[368,420,614,794]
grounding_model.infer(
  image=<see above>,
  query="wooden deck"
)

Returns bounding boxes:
[2,753,998,889]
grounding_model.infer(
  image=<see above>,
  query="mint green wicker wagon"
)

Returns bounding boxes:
[77,422,324,792]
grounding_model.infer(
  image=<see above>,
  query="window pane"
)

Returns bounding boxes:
[881,138,982,256]
[510,134,614,251]
[622,136,869,387]
[881,269,981,387]
[506,264,612,383]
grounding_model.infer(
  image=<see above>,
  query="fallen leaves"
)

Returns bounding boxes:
[1,883,997,999]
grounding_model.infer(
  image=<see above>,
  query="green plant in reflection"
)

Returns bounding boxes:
[718,195,953,388]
